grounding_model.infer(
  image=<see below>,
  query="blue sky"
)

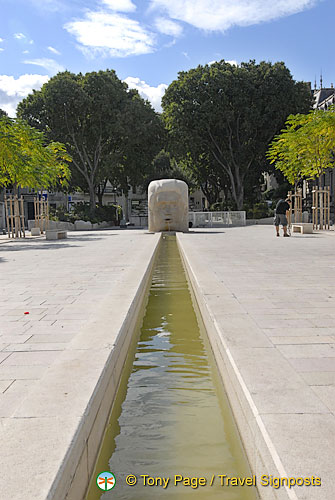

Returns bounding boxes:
[0,0,334,116]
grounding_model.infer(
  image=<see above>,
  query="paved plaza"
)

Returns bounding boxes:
[0,226,334,499]
[0,230,160,500]
[178,226,335,500]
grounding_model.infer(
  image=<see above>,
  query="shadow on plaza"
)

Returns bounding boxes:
[0,234,112,252]
[0,243,79,251]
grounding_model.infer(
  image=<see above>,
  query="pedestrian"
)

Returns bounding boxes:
[274,198,291,237]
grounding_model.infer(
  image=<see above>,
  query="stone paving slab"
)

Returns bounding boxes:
[178,226,335,500]
[0,229,160,499]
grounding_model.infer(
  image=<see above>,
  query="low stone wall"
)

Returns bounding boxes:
[246,212,310,226]
[246,217,274,225]
[28,220,113,231]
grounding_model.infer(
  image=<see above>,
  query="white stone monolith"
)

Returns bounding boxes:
[148,179,189,232]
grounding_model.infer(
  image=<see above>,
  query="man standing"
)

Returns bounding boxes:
[274,198,291,237]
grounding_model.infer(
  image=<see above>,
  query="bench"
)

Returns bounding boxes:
[46,230,68,240]
[31,227,41,236]
[291,223,313,234]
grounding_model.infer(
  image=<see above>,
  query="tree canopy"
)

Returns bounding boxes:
[141,149,195,192]
[0,116,71,192]
[267,108,335,186]
[17,70,164,214]
[162,60,312,209]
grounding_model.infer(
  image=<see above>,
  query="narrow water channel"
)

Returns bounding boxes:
[86,236,258,500]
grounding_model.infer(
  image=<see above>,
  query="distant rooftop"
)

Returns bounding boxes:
[313,86,335,109]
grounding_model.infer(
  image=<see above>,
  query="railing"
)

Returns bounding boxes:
[189,211,246,228]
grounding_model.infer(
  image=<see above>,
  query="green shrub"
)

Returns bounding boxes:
[49,203,122,224]
[71,203,121,224]
[251,202,270,219]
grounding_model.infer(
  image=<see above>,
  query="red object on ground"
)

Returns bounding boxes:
[24,312,29,315]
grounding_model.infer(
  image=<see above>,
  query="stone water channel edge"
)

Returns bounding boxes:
[85,235,258,500]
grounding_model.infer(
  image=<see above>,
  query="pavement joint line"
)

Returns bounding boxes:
[2,380,15,393]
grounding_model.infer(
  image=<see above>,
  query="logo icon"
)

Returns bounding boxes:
[96,471,116,491]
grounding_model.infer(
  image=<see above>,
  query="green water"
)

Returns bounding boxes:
[86,236,258,500]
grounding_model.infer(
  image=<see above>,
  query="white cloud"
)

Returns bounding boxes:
[0,38,4,43]
[102,0,136,12]
[154,17,183,36]
[226,59,238,66]
[0,48,4,53]
[22,50,30,54]
[65,12,156,57]
[23,58,65,75]
[47,46,61,55]
[149,0,319,31]
[124,76,167,112]
[14,33,26,39]
[209,59,238,66]
[28,0,64,12]
[0,74,49,117]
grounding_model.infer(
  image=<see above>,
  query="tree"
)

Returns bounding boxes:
[17,70,164,215]
[105,91,165,199]
[0,116,71,193]
[267,108,335,186]
[142,149,196,191]
[162,60,312,209]
[0,109,7,118]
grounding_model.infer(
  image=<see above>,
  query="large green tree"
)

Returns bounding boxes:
[141,149,196,192]
[0,116,71,193]
[267,108,335,186]
[105,90,165,198]
[162,60,312,209]
[17,70,163,215]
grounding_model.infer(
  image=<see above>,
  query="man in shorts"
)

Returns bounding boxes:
[274,198,291,237]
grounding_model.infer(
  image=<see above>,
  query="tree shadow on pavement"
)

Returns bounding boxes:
[0,243,80,251]
[0,234,113,251]
[67,234,116,241]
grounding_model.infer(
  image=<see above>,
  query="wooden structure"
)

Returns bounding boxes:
[4,195,25,238]
[287,189,302,226]
[34,196,49,234]
[312,186,330,230]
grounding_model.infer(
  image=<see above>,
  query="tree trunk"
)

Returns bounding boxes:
[201,179,221,207]
[88,182,96,217]
[229,174,244,210]
[13,183,20,237]
[97,178,108,207]
[124,193,129,222]
[97,187,103,208]
[236,186,244,211]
